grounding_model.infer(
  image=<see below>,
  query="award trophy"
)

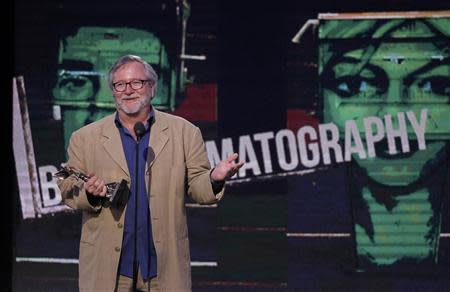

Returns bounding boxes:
[54,165,129,207]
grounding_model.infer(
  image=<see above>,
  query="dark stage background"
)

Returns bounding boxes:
[13,0,450,291]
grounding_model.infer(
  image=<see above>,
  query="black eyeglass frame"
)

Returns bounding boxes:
[112,79,153,92]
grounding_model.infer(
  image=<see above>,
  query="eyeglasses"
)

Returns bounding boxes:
[112,79,152,92]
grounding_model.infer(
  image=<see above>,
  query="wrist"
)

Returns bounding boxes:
[209,168,223,183]
[210,168,225,194]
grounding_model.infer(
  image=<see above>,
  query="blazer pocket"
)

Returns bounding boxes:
[80,214,100,244]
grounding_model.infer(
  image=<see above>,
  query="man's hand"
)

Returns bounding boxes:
[210,153,245,182]
[84,173,107,197]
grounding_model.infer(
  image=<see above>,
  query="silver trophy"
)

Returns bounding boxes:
[54,165,129,207]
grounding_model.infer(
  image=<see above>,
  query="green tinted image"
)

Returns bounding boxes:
[52,26,179,151]
[319,16,450,269]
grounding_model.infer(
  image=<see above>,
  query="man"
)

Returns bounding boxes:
[57,54,244,291]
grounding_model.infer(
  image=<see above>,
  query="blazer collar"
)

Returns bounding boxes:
[100,109,170,177]
[147,109,169,170]
[101,114,130,178]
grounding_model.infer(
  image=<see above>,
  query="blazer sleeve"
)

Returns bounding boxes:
[57,131,102,213]
[185,126,225,204]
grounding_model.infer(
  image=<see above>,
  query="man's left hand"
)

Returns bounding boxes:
[210,153,245,182]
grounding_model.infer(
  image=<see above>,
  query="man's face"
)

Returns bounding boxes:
[112,62,155,115]
[322,39,450,184]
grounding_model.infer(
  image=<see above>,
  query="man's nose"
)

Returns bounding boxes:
[385,79,405,103]
[376,79,411,120]
[124,83,136,94]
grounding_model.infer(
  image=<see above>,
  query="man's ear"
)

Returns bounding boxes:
[151,84,157,97]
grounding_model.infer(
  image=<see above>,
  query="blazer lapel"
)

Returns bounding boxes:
[147,110,169,171]
[101,115,130,179]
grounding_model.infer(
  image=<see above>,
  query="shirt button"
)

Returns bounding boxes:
[115,246,121,252]
[118,223,123,228]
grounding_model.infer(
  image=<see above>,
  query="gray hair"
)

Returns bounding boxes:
[107,55,158,90]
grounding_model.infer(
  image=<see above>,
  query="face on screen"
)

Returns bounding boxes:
[321,20,450,185]
[318,18,450,267]
[52,26,167,151]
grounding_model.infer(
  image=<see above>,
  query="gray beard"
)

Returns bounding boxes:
[115,95,151,114]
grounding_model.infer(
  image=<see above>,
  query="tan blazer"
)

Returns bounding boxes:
[58,110,224,292]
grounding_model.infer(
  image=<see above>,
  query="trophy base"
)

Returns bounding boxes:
[106,179,129,207]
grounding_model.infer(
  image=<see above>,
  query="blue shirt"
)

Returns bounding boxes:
[115,110,157,280]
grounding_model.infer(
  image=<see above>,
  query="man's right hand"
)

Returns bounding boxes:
[85,174,107,197]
